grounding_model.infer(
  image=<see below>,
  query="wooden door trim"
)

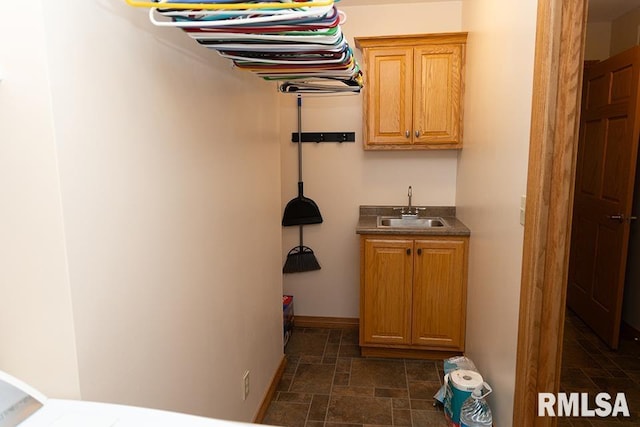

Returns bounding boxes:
[513,0,587,426]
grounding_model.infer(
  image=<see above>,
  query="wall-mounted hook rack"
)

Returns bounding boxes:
[291,132,355,143]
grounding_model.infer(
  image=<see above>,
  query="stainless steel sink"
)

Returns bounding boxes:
[377,216,448,228]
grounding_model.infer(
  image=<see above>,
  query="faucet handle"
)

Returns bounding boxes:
[408,186,412,197]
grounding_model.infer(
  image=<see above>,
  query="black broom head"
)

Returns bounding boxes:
[283,246,321,273]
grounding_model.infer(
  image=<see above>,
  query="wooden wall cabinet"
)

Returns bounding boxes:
[355,33,467,150]
[359,235,468,358]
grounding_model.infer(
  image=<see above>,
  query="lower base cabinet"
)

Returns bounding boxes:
[359,235,469,358]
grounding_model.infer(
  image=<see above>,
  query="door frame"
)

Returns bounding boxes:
[513,0,588,426]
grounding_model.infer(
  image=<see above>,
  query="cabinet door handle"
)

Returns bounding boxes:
[405,130,410,138]
[415,130,420,138]
[406,248,411,255]
[417,248,422,256]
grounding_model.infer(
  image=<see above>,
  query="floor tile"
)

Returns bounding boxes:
[405,360,441,383]
[333,385,375,397]
[263,401,310,427]
[408,381,441,400]
[608,355,640,371]
[561,367,598,390]
[392,408,411,426]
[560,310,640,427]
[329,329,343,344]
[410,409,448,426]
[392,398,410,410]
[562,343,603,369]
[308,394,330,421]
[326,395,393,425]
[286,331,328,357]
[375,388,408,399]
[350,359,407,389]
[334,372,350,386]
[339,344,361,358]
[626,370,640,384]
[277,392,314,404]
[341,329,360,345]
[290,363,336,394]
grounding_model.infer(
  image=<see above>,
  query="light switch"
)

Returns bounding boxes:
[520,195,526,226]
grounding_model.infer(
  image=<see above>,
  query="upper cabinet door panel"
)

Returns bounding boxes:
[366,48,414,145]
[413,44,463,145]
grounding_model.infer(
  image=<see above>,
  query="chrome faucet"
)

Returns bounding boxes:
[393,186,424,217]
[394,186,418,218]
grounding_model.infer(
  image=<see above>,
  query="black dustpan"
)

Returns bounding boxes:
[282,96,323,226]
[282,182,323,226]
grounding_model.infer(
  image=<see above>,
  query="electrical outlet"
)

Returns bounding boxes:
[242,370,250,400]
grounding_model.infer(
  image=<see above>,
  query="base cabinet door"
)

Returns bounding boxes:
[412,239,467,349]
[361,238,413,345]
[360,235,468,357]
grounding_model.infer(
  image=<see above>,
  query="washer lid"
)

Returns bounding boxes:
[449,369,483,391]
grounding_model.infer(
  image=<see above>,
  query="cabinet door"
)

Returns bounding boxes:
[364,47,414,146]
[411,238,467,349]
[362,238,413,345]
[413,44,464,148]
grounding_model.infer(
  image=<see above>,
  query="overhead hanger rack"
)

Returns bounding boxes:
[124,0,363,94]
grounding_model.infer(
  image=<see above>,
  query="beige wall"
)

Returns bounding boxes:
[280,1,463,318]
[585,22,611,60]
[0,0,81,399]
[1,0,283,422]
[457,0,537,425]
[610,6,640,56]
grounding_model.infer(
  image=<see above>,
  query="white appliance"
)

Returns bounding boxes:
[0,371,271,427]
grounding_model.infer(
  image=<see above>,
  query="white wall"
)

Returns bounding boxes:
[610,6,640,56]
[585,22,612,60]
[0,0,81,399]
[1,0,284,422]
[457,0,537,425]
[280,1,463,318]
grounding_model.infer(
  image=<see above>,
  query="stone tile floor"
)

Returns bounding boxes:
[262,327,448,427]
[262,311,640,427]
[558,309,640,427]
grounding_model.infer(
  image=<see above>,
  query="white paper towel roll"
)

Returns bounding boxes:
[449,369,483,391]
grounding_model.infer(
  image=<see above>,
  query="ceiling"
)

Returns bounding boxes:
[588,0,640,22]
[339,0,640,24]
[340,0,458,6]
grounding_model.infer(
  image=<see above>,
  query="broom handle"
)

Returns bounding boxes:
[297,95,303,183]
[299,225,304,249]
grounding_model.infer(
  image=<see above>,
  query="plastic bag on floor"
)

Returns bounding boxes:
[434,356,479,404]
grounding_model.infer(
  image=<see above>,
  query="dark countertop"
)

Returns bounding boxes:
[356,205,471,236]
